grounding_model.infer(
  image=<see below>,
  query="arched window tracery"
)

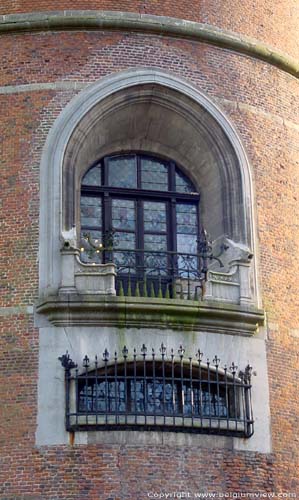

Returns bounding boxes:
[80,153,202,297]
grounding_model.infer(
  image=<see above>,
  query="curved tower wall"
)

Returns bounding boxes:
[0,1,299,497]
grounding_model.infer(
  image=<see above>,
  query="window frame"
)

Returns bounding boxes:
[80,152,201,274]
[59,350,254,438]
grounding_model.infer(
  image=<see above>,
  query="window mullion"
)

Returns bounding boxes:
[136,199,144,280]
[103,157,109,186]
[103,192,112,263]
[169,197,177,292]
[169,197,177,254]
[197,203,201,254]
[137,154,141,189]
[169,161,176,192]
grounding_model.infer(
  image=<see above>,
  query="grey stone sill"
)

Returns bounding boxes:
[36,293,264,335]
[85,429,233,448]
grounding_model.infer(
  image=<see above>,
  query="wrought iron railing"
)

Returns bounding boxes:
[80,228,227,300]
[114,248,206,300]
[59,345,254,437]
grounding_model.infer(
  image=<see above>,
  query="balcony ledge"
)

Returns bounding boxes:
[36,294,264,336]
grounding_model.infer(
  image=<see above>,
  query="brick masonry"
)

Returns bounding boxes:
[0,0,298,58]
[0,6,299,499]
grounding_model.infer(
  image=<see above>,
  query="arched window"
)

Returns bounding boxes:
[78,362,230,419]
[36,71,267,449]
[59,347,254,437]
[38,70,263,327]
[80,153,202,297]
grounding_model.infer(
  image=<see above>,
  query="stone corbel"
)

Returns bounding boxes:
[204,237,254,305]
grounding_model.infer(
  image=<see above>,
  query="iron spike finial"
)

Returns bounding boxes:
[122,345,128,358]
[213,355,220,367]
[58,351,77,371]
[83,355,90,369]
[141,344,147,356]
[196,349,203,361]
[102,348,109,362]
[245,364,253,381]
[178,345,185,358]
[230,362,238,374]
[160,343,166,355]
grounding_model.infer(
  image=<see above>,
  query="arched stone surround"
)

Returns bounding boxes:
[36,69,268,450]
[39,68,260,308]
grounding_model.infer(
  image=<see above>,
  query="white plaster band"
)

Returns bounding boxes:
[0,82,86,94]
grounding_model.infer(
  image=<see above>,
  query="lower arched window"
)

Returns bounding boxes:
[59,348,254,437]
[80,153,201,297]
[78,363,230,419]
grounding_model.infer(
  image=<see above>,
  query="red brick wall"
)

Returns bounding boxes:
[0,446,276,498]
[0,1,298,59]
[1,20,299,500]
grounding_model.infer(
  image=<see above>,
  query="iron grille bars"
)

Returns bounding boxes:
[59,345,254,437]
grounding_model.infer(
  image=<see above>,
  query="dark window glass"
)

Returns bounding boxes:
[80,196,102,228]
[108,156,137,188]
[82,165,102,186]
[141,158,168,191]
[78,363,229,418]
[175,169,197,194]
[112,199,136,231]
[143,201,167,232]
[176,203,198,254]
[80,154,200,292]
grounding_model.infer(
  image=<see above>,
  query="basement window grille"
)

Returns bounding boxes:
[59,345,254,437]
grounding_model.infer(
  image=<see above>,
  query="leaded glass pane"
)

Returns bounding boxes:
[176,203,198,276]
[78,375,229,418]
[131,380,178,414]
[112,199,135,231]
[80,230,102,264]
[114,231,135,250]
[82,165,102,186]
[108,156,137,188]
[177,234,197,255]
[175,169,197,194]
[141,158,168,191]
[80,196,102,227]
[113,232,136,273]
[144,234,167,252]
[177,234,198,277]
[144,201,166,232]
[176,203,198,234]
[183,385,227,417]
[144,235,167,276]
[79,381,126,413]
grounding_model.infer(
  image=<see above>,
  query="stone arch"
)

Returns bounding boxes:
[39,68,259,304]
